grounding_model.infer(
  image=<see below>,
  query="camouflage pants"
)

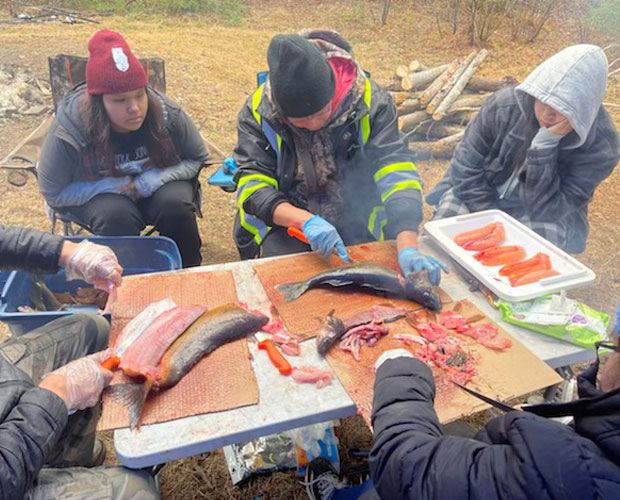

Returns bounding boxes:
[0,314,160,499]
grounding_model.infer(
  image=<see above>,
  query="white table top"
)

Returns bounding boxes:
[114,244,594,468]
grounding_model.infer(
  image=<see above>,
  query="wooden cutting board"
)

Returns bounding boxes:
[254,241,451,341]
[98,270,259,431]
[325,299,562,425]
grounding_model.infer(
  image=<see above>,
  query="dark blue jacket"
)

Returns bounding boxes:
[370,357,620,499]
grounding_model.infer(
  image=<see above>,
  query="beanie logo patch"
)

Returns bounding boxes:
[111,47,129,72]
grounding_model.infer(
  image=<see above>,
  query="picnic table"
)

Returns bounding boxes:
[113,239,595,468]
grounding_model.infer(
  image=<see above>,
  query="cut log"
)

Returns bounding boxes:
[409,123,466,140]
[433,49,489,121]
[426,50,477,114]
[401,64,449,91]
[408,60,428,72]
[398,110,431,133]
[409,131,465,158]
[389,91,408,106]
[418,58,461,108]
[395,65,410,78]
[466,75,518,93]
[397,97,424,116]
[444,110,478,125]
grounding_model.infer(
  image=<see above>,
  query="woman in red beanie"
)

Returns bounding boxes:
[38,30,208,267]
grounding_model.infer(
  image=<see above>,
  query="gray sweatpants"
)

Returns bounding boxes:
[0,314,160,500]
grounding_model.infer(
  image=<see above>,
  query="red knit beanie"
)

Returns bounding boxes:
[86,30,147,95]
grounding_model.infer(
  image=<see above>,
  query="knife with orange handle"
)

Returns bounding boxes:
[287,226,309,244]
[257,338,292,375]
[287,226,359,263]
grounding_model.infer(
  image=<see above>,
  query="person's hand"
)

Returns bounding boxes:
[62,240,123,289]
[39,349,114,411]
[374,348,414,371]
[119,181,141,201]
[302,215,349,263]
[398,247,449,286]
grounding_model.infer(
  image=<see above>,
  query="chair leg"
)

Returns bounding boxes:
[62,220,73,236]
[50,212,57,235]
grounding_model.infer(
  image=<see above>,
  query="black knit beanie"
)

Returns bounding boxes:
[267,34,335,118]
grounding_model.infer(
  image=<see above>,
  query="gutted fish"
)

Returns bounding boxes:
[158,304,268,388]
[108,303,268,429]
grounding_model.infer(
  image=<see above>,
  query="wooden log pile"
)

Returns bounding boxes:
[385,51,517,159]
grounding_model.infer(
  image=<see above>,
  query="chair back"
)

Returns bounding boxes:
[47,54,166,110]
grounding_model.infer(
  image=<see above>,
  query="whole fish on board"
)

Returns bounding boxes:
[107,303,268,430]
[277,263,441,310]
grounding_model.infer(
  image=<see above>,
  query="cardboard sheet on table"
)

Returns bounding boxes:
[326,299,562,426]
[253,241,451,340]
[98,271,259,431]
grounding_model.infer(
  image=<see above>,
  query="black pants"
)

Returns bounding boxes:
[260,226,311,258]
[62,180,202,267]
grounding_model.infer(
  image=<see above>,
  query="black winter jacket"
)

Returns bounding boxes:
[370,357,620,499]
[0,226,69,500]
[233,30,422,257]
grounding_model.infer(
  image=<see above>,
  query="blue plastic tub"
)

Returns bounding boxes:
[0,235,182,336]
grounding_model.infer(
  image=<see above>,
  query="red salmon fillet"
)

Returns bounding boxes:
[120,305,207,381]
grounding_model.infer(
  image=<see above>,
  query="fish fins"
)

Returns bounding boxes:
[106,380,152,431]
[276,282,309,302]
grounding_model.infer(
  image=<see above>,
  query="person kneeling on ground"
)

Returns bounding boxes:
[304,335,620,500]
[426,44,619,254]
[38,29,208,267]
[0,225,159,499]
[233,29,447,285]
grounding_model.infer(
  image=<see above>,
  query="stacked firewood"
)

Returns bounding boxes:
[384,50,517,159]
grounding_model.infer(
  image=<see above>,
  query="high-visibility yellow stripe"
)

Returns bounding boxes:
[237,174,278,190]
[374,162,417,182]
[238,181,274,244]
[380,180,422,203]
[251,84,264,125]
[367,205,388,241]
[360,78,372,144]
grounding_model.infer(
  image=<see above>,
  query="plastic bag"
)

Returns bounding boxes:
[223,432,297,485]
[497,294,609,349]
[287,420,340,477]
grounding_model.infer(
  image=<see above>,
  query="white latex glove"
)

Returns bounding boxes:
[374,348,414,371]
[41,349,114,411]
[64,240,123,289]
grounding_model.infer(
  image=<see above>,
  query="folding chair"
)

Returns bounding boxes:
[0,54,166,235]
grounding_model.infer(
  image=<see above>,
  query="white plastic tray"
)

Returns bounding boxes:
[424,209,595,302]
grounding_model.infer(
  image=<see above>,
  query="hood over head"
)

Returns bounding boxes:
[515,44,608,149]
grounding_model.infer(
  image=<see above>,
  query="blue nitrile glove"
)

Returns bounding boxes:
[302,215,349,263]
[398,247,449,286]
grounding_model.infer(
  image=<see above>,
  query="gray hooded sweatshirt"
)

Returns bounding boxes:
[427,44,619,253]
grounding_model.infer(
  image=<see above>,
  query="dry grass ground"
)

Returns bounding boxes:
[0,1,619,498]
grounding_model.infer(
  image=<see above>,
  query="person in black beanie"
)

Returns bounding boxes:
[232,30,448,285]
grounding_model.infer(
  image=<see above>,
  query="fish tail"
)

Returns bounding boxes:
[276,282,309,302]
[106,380,152,431]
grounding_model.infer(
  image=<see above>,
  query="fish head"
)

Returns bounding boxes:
[404,270,441,311]
[316,312,346,355]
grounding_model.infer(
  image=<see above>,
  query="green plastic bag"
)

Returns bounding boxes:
[497,294,609,349]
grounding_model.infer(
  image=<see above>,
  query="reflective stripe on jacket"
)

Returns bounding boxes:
[233,57,423,253]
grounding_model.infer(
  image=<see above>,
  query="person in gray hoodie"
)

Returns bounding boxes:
[38,30,208,267]
[426,44,619,253]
